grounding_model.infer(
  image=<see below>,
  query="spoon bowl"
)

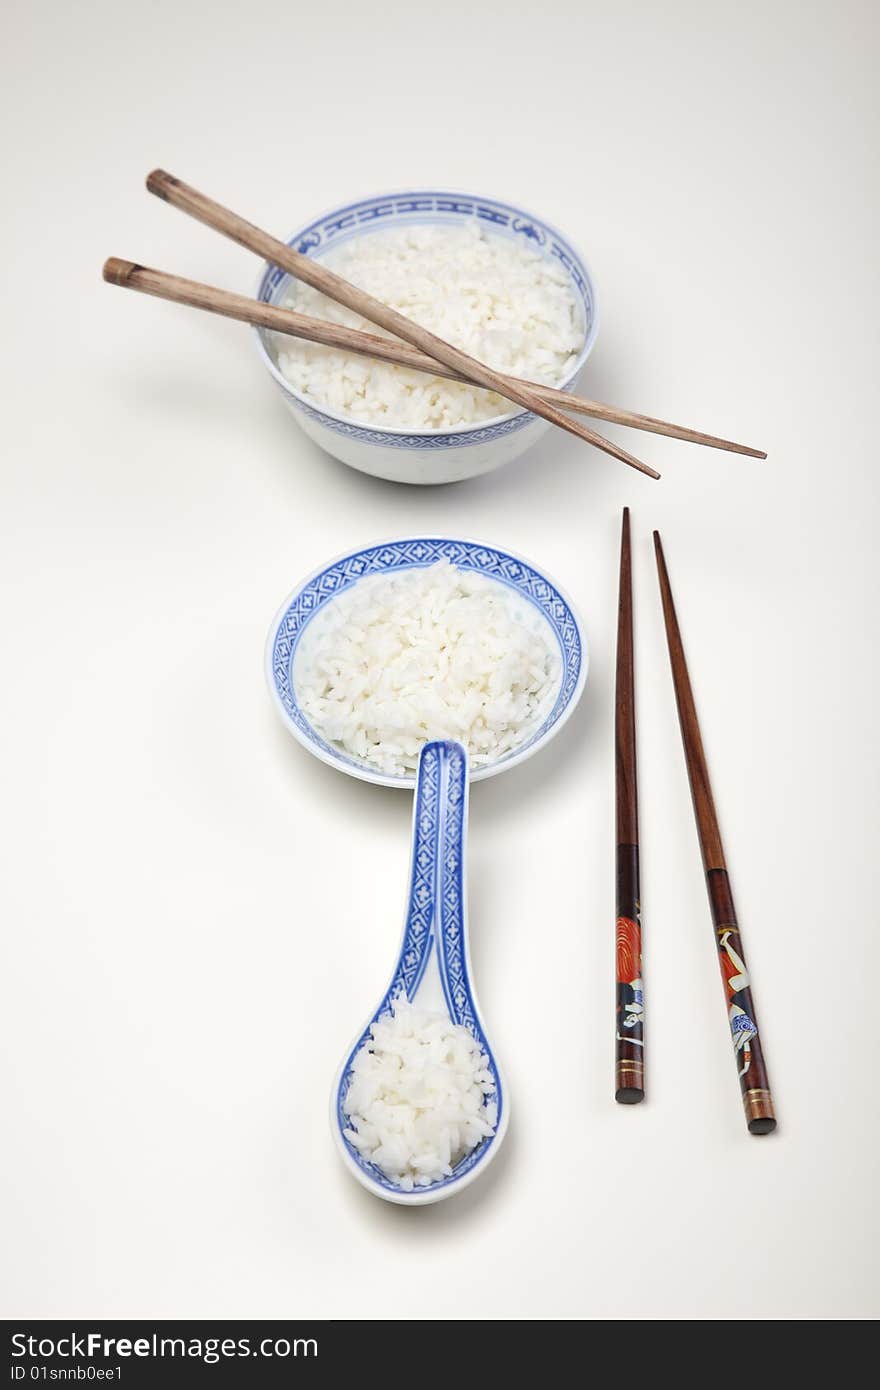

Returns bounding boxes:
[331,740,508,1204]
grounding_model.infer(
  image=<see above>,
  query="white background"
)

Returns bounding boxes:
[3,0,878,1320]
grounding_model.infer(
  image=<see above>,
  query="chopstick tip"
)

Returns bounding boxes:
[732,443,766,459]
[652,531,668,582]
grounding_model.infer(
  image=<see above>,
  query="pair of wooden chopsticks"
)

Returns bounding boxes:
[615,512,776,1134]
[102,171,767,480]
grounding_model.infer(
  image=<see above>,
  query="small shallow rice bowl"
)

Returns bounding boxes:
[254,189,599,485]
[266,538,587,788]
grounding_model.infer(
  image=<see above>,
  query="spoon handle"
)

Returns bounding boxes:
[381,741,449,1007]
[395,740,498,1054]
[431,741,473,1026]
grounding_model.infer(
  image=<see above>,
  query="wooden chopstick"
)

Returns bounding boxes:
[653,531,776,1135]
[102,258,764,460]
[144,169,659,480]
[615,508,645,1103]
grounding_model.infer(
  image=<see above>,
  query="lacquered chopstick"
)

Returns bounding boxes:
[102,258,765,460]
[144,169,659,480]
[653,532,776,1135]
[615,508,645,1102]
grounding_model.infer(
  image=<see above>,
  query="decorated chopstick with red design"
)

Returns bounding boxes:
[615,509,645,1102]
[653,531,776,1134]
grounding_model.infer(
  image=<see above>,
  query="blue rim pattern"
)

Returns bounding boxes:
[269,538,583,783]
[336,741,502,1195]
[256,188,597,449]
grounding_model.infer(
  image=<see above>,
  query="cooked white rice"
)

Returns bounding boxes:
[293,559,561,776]
[343,995,497,1189]
[273,221,584,430]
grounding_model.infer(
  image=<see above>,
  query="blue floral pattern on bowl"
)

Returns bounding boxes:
[266,536,587,788]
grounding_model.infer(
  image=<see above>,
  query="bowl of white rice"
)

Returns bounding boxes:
[254,189,598,484]
[266,537,587,787]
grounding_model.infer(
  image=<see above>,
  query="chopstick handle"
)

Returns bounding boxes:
[654,531,776,1135]
[145,170,660,480]
[707,870,776,1133]
[615,843,644,1100]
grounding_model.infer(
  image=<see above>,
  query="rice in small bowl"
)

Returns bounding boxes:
[255,190,598,484]
[266,537,587,787]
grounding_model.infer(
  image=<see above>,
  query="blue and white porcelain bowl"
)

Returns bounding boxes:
[266,536,587,788]
[254,190,599,485]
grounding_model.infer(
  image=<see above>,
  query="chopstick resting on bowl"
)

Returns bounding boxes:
[142,170,659,480]
[614,508,645,1102]
[653,531,776,1135]
[102,258,765,462]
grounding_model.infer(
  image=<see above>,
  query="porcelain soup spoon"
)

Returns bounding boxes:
[331,739,508,1205]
